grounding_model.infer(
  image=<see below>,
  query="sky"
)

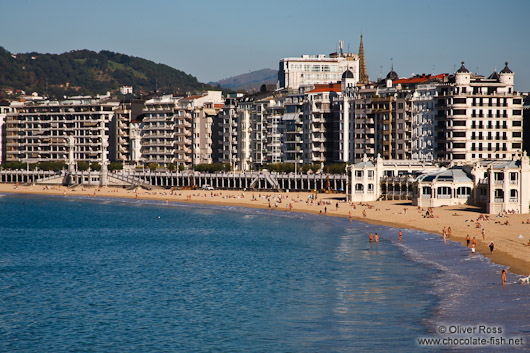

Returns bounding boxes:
[2,0,530,91]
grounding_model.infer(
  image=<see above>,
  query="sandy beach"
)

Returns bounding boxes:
[2,183,529,276]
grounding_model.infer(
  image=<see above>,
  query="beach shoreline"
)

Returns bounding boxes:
[1,183,529,276]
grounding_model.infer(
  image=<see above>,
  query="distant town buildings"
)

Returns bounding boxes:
[1,36,529,212]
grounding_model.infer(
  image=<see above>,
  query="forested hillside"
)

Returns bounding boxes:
[0,47,214,98]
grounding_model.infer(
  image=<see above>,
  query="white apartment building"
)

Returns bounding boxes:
[411,83,437,161]
[279,92,304,165]
[278,52,359,90]
[436,62,523,162]
[302,83,342,164]
[237,99,253,171]
[178,91,223,166]
[142,95,179,167]
[5,96,119,163]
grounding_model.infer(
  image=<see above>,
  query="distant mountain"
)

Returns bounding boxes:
[210,69,278,92]
[0,46,214,98]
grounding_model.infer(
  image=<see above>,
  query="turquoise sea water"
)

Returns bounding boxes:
[0,194,529,352]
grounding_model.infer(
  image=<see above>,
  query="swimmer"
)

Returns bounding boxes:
[375,233,379,243]
[398,230,402,242]
[369,233,373,243]
[501,269,506,286]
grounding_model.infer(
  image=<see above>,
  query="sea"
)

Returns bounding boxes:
[0,193,529,352]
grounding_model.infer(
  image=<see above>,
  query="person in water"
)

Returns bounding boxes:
[369,233,373,243]
[466,234,470,248]
[501,269,507,286]
[375,233,379,243]
[398,230,402,242]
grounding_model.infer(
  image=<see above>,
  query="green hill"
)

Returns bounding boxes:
[0,46,214,98]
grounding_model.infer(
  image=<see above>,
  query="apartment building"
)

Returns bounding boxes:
[142,95,179,167]
[279,91,304,165]
[279,54,358,90]
[435,62,523,162]
[302,83,341,164]
[5,96,119,163]
[177,91,223,166]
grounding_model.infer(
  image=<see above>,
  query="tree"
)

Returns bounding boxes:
[108,162,123,172]
[168,163,176,171]
[77,161,89,171]
[90,162,101,171]
[147,163,159,171]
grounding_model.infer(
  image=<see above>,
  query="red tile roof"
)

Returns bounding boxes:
[307,83,342,93]
[392,73,447,84]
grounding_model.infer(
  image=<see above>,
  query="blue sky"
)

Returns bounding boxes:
[2,0,530,91]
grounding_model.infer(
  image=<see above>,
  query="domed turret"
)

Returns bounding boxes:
[499,61,514,86]
[456,61,469,73]
[455,61,471,85]
[386,66,398,81]
[500,61,513,74]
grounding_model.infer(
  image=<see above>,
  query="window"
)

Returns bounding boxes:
[355,183,364,193]
[513,121,522,127]
[512,143,521,149]
[513,110,522,115]
[510,189,518,202]
[437,186,452,198]
[513,132,521,138]
[368,184,374,193]
[494,189,504,201]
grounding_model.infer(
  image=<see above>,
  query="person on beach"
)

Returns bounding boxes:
[466,234,470,248]
[398,230,402,242]
[443,231,447,244]
[489,241,494,253]
[448,227,451,237]
[472,236,477,248]
[471,244,476,255]
[362,210,366,218]
[501,269,507,286]
[482,228,485,240]
[369,233,373,243]
[348,211,352,223]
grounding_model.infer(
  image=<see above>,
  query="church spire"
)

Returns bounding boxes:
[358,33,369,84]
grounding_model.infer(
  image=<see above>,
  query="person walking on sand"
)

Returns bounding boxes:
[482,228,485,241]
[466,234,470,248]
[398,230,402,242]
[448,226,451,237]
[348,211,352,223]
[501,269,507,286]
[375,233,379,244]
[472,236,477,248]
[489,241,494,254]
[362,210,366,218]
[369,233,373,243]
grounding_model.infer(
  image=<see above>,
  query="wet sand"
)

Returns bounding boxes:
[2,184,529,276]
